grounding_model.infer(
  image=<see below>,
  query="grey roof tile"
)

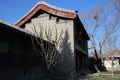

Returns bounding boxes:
[15,1,76,24]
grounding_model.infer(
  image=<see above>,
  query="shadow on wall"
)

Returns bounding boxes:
[53,30,75,77]
[0,30,75,80]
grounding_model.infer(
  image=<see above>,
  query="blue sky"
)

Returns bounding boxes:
[0,0,108,24]
[0,0,119,51]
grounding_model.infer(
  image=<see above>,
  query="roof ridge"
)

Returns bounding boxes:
[15,1,76,24]
[37,1,76,13]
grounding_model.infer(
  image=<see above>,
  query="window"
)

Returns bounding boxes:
[49,15,56,20]
[38,13,48,18]
[57,18,67,23]
[56,18,59,22]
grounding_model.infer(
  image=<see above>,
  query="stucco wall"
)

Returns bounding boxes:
[24,13,75,74]
[104,60,120,71]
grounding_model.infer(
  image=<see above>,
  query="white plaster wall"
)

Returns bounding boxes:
[104,60,120,71]
[24,13,75,73]
[25,14,74,53]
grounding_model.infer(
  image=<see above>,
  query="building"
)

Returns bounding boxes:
[0,1,89,76]
[103,50,120,71]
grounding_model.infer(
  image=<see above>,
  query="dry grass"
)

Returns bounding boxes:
[85,76,120,80]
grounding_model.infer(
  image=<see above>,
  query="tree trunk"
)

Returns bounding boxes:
[94,49,99,61]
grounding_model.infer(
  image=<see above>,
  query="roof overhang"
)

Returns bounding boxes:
[16,1,77,27]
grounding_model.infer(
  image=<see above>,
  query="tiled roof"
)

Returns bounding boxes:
[37,1,75,13]
[16,1,76,25]
[103,50,120,59]
[109,54,120,57]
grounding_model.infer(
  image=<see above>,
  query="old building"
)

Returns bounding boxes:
[103,50,120,71]
[0,1,89,76]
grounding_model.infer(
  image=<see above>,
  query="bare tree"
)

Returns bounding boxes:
[111,0,120,13]
[80,6,118,71]
[104,36,118,77]
[81,6,103,60]
[31,23,63,72]
[110,0,120,30]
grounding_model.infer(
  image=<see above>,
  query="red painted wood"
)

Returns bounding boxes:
[16,4,76,27]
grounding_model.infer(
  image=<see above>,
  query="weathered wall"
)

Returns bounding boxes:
[24,13,75,74]
[104,60,120,71]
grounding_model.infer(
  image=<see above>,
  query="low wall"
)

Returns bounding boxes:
[104,60,120,71]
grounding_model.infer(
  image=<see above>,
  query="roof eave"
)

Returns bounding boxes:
[15,1,77,27]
